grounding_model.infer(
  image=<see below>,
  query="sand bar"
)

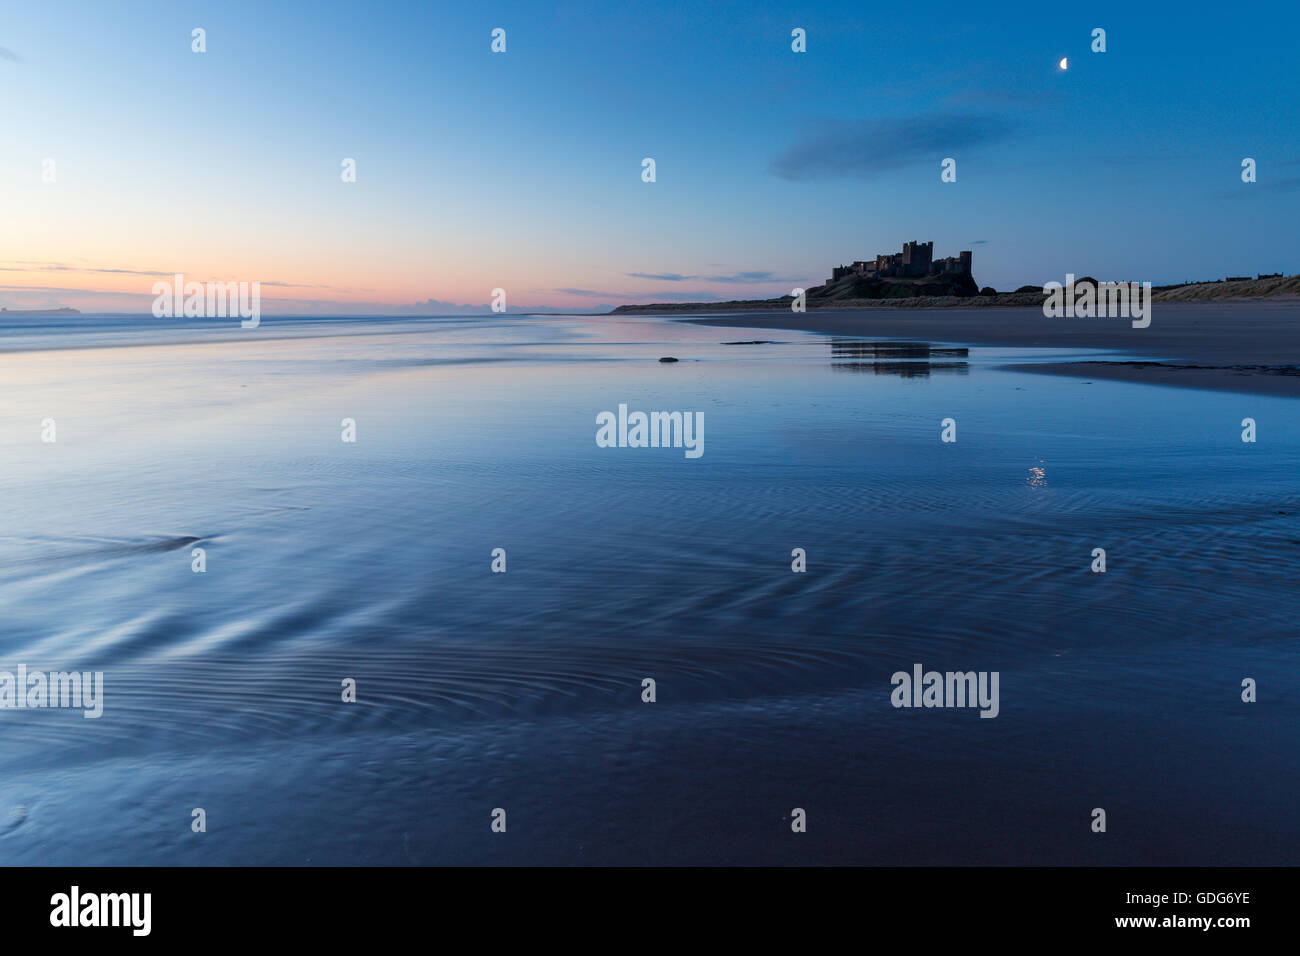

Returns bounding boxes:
[683,301,1300,397]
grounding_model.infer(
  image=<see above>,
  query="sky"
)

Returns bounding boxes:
[1,0,1298,314]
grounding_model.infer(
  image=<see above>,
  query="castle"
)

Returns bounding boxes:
[828,241,972,286]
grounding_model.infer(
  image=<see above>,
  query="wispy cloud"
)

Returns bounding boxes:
[1252,158,1300,192]
[1252,176,1300,192]
[1213,175,1300,200]
[0,262,369,294]
[0,262,171,278]
[625,270,800,284]
[556,287,722,302]
[0,47,21,63]
[707,270,798,284]
[771,112,1018,181]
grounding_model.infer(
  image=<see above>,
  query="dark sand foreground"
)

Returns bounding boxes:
[685,301,1300,397]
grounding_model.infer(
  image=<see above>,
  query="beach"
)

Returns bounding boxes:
[0,311,1297,864]
[684,301,1300,397]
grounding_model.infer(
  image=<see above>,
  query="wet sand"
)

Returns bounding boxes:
[684,301,1300,397]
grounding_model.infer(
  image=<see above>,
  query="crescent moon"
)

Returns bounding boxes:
[1059,57,1068,70]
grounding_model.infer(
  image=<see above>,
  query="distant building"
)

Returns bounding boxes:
[829,241,972,285]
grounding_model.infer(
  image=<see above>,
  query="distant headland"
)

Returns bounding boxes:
[0,306,81,316]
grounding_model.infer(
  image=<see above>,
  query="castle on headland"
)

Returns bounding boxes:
[829,241,972,286]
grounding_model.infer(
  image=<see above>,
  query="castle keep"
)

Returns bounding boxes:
[829,241,972,286]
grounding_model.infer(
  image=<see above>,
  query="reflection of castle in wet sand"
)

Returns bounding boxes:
[830,339,969,377]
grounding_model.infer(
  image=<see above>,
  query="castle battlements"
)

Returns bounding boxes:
[829,241,972,286]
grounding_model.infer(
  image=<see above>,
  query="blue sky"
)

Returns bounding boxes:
[1,0,1297,312]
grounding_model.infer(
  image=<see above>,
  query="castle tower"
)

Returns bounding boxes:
[901,241,933,276]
